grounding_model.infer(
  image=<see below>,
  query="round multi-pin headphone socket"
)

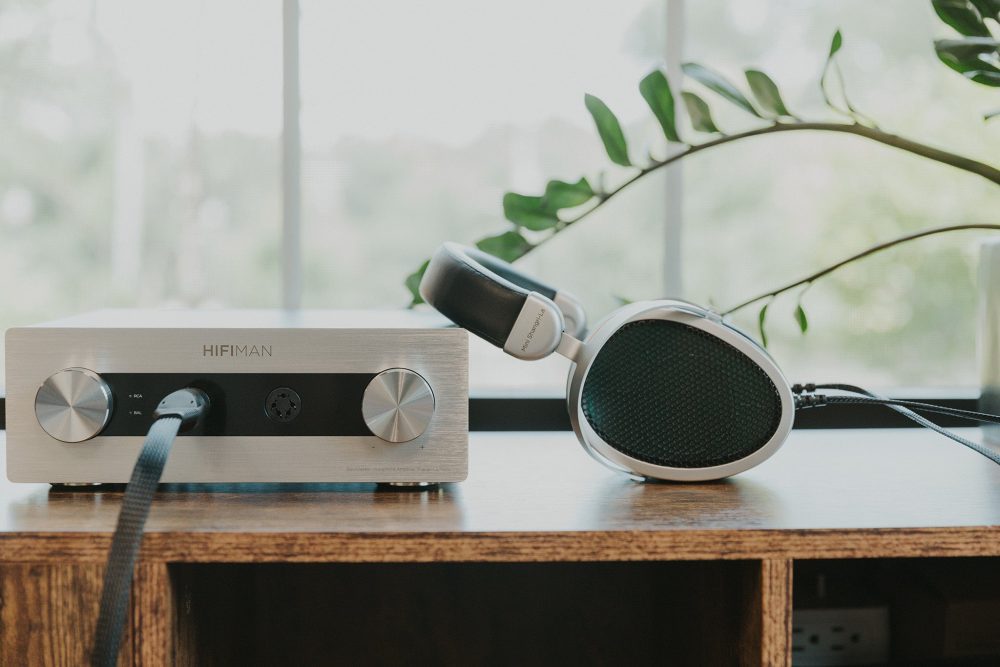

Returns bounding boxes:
[265,387,301,423]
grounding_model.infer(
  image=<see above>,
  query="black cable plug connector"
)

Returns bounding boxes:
[793,393,827,409]
[93,386,210,667]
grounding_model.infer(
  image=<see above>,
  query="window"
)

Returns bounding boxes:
[2,0,997,392]
[0,0,283,387]
[683,0,999,389]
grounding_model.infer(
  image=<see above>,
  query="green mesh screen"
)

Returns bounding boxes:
[581,319,783,468]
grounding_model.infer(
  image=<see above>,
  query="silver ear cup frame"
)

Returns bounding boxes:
[564,300,795,482]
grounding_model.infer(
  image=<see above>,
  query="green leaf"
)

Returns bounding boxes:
[681,91,721,133]
[935,37,1000,86]
[821,30,844,97]
[819,28,873,123]
[583,94,632,166]
[757,302,769,348]
[969,0,1000,21]
[932,0,991,37]
[405,260,429,307]
[828,29,843,57]
[543,178,594,210]
[967,69,1000,84]
[502,179,594,230]
[821,29,844,92]
[638,70,681,142]
[682,62,762,118]
[744,69,793,118]
[502,192,559,230]
[476,231,532,262]
[794,304,809,334]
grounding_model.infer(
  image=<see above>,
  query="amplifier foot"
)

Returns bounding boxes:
[381,481,439,489]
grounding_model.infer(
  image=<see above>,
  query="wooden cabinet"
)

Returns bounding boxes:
[1,430,998,665]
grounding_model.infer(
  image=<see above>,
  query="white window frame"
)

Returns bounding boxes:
[663,0,685,298]
[282,0,302,309]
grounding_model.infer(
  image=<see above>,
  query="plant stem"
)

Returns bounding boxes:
[526,121,1000,255]
[721,224,1000,316]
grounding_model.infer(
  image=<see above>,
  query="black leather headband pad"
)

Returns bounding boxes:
[420,243,538,348]
[464,247,557,299]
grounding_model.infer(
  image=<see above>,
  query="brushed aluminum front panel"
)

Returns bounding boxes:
[5,319,467,483]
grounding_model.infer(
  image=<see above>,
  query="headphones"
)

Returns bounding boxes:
[420,243,795,482]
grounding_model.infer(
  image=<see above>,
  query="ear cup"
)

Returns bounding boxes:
[580,319,783,468]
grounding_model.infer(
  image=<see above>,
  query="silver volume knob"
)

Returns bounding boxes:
[362,369,435,443]
[35,368,113,443]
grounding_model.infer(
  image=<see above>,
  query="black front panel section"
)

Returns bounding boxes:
[101,373,376,437]
[581,320,783,468]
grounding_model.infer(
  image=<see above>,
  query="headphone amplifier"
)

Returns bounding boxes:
[4,310,468,484]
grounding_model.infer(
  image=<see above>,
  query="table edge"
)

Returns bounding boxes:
[1,526,997,564]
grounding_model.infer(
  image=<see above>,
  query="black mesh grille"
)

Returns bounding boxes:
[581,319,783,468]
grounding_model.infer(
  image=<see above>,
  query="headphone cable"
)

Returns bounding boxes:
[92,387,210,667]
[793,383,1000,466]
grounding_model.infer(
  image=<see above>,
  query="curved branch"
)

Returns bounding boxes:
[523,121,1000,256]
[409,120,1000,306]
[721,224,1000,316]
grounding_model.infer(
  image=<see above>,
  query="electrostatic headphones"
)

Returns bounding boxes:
[419,243,795,481]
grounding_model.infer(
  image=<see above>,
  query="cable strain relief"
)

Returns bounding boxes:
[153,388,211,433]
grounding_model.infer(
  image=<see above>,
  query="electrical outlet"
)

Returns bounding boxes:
[791,606,889,666]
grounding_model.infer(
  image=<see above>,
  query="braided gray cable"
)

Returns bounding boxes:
[92,417,180,667]
[92,386,209,667]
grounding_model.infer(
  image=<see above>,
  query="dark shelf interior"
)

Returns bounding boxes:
[793,558,1000,666]
[171,560,760,666]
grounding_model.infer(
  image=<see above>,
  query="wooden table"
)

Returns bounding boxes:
[1,429,998,666]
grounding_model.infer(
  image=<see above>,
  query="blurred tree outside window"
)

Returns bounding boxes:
[0,0,997,391]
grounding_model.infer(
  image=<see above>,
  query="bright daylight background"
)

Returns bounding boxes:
[1,0,998,391]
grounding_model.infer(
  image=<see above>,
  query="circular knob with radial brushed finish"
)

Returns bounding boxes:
[362,369,435,443]
[35,368,114,443]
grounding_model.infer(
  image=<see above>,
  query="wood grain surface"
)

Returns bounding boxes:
[740,559,792,667]
[1,429,998,666]
[0,563,130,666]
[1,430,999,564]
[131,563,174,666]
